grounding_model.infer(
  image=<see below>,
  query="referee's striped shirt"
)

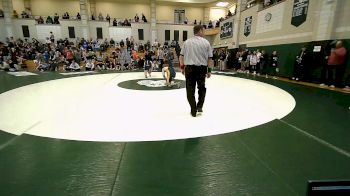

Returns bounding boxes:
[180,36,213,66]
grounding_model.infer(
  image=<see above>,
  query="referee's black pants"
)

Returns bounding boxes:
[185,65,207,113]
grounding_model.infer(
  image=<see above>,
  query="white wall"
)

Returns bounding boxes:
[95,1,150,20]
[156,23,194,45]
[0,19,6,42]
[156,5,204,23]
[12,18,37,40]
[131,23,151,44]
[12,0,25,13]
[60,20,83,40]
[36,24,62,40]
[29,0,80,17]
[109,27,132,43]
[89,20,109,40]
[209,7,226,21]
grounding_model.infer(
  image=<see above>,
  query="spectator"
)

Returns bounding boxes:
[54,13,59,24]
[110,38,115,47]
[106,14,111,24]
[46,16,53,24]
[37,16,44,24]
[228,10,233,17]
[0,9,4,18]
[66,59,80,71]
[249,51,258,74]
[134,14,139,22]
[63,12,70,19]
[184,17,188,24]
[12,10,19,18]
[113,18,118,26]
[85,60,94,71]
[21,11,29,18]
[142,13,147,23]
[91,14,95,20]
[320,40,347,88]
[270,50,278,79]
[123,18,130,26]
[292,47,309,81]
[175,41,181,60]
[120,39,124,47]
[194,20,197,25]
[98,13,103,21]
[208,20,213,28]
[50,32,55,44]
[219,50,227,71]
[76,13,81,20]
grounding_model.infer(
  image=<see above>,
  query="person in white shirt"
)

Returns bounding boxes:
[256,49,262,75]
[179,25,213,117]
[249,51,258,75]
[85,60,94,71]
[66,60,80,71]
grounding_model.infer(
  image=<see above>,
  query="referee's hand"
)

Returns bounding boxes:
[181,69,185,75]
[207,72,211,78]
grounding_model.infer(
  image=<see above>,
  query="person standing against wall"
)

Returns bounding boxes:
[179,25,213,117]
[320,40,347,88]
[270,51,278,79]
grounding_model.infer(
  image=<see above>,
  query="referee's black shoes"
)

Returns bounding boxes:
[191,110,197,117]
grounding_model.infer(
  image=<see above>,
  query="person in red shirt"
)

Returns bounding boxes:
[320,40,347,88]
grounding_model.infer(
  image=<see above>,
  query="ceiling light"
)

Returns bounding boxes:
[216,2,229,7]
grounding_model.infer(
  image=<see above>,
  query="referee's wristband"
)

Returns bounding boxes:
[180,64,185,70]
[208,67,212,73]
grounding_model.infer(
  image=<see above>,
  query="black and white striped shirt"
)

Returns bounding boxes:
[180,36,213,66]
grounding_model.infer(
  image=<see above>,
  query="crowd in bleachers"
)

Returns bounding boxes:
[0,35,180,76]
[31,11,148,26]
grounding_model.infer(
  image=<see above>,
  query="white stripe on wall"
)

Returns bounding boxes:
[336,26,350,33]
[240,32,313,45]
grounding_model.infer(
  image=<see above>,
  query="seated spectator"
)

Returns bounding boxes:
[98,13,103,21]
[264,0,272,7]
[62,12,69,19]
[215,20,220,28]
[85,60,94,71]
[66,59,80,71]
[54,13,59,24]
[46,16,53,24]
[113,18,118,26]
[123,18,130,26]
[36,59,49,71]
[142,13,147,23]
[134,14,139,22]
[106,14,110,24]
[1,59,19,71]
[37,16,44,24]
[110,38,115,47]
[12,10,19,18]
[208,20,213,28]
[120,39,125,47]
[50,32,55,44]
[228,10,233,17]
[0,9,4,18]
[21,11,29,18]
[76,12,81,20]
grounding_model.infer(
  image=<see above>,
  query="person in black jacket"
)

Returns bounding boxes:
[292,47,309,81]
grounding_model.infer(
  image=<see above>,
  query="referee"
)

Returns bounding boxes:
[179,25,213,117]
